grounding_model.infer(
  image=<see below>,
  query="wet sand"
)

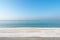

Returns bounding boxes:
[0,37,60,40]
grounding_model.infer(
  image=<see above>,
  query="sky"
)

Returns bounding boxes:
[0,0,60,20]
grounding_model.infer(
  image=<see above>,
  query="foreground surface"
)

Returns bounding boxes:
[0,37,60,40]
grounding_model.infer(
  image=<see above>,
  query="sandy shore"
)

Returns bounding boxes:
[0,37,60,40]
[0,28,60,37]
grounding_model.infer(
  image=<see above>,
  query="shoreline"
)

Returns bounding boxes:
[0,28,60,37]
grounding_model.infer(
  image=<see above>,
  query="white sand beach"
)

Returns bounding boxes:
[0,28,60,37]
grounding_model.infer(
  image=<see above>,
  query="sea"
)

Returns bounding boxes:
[0,20,60,28]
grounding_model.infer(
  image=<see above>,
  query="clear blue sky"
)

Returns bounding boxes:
[0,0,60,20]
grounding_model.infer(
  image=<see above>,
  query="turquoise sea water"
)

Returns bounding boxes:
[0,20,60,28]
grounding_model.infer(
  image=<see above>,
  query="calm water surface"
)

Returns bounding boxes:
[0,20,60,28]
